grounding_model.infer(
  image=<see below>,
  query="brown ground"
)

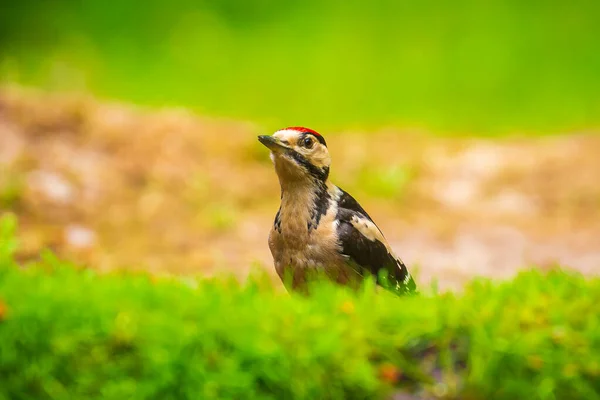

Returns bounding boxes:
[1,86,599,290]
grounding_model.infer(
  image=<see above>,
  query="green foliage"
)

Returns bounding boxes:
[1,0,600,133]
[0,219,599,400]
[0,213,18,266]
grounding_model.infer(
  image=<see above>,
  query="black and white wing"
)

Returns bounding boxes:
[335,188,416,294]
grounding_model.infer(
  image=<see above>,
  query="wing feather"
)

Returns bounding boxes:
[335,188,416,294]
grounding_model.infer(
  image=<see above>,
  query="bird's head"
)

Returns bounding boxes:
[258,127,331,184]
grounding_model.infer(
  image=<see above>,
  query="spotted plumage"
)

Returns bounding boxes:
[258,127,416,295]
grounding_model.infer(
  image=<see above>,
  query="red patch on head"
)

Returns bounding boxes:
[285,126,322,138]
[285,126,327,146]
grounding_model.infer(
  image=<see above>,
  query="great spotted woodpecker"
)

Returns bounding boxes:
[258,127,416,295]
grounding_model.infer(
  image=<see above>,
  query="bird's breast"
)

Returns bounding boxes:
[268,203,343,273]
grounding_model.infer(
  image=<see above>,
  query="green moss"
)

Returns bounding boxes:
[0,215,599,399]
[0,212,18,265]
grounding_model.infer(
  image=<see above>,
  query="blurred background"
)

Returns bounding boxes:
[2,0,600,133]
[1,0,599,289]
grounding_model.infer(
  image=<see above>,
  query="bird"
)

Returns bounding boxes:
[258,126,416,295]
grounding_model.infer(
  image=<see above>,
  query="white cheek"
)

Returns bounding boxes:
[270,152,275,163]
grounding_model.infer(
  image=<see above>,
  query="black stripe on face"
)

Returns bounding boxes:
[289,151,329,181]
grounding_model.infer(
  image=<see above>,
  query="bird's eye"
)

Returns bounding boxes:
[302,136,314,149]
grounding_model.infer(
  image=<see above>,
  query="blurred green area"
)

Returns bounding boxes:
[1,214,600,399]
[1,0,600,133]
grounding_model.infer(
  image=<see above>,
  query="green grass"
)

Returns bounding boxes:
[2,0,600,133]
[1,214,600,399]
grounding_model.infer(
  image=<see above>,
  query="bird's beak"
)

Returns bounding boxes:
[258,135,288,152]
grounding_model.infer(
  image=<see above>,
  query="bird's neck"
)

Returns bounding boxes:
[278,179,333,232]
